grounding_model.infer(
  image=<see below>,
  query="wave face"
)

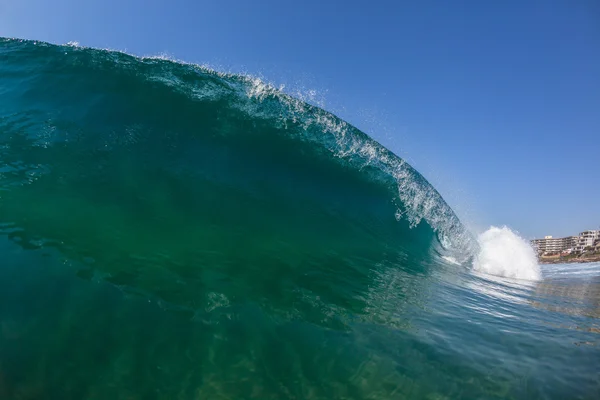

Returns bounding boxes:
[0,38,474,303]
[0,38,598,399]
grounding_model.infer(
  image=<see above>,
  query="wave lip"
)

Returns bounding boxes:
[473,226,541,281]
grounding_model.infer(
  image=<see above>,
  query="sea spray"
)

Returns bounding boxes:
[473,226,541,280]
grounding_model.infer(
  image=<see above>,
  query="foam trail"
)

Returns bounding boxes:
[473,226,541,281]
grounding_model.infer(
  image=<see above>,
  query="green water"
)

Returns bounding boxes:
[0,38,598,399]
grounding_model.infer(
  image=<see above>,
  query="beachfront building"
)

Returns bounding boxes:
[531,232,596,255]
[531,235,572,254]
[562,235,579,251]
[574,230,600,253]
[531,236,551,253]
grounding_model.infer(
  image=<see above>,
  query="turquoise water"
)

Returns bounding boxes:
[0,38,598,399]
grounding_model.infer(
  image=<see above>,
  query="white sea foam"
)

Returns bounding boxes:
[473,226,541,281]
[442,256,461,265]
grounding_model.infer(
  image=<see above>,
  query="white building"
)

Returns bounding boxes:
[531,235,576,254]
[531,231,598,255]
[574,230,600,253]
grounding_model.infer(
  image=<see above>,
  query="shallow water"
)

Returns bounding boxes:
[1,240,598,399]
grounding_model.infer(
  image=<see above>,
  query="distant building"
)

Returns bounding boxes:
[531,230,598,254]
[575,230,600,253]
[563,235,579,251]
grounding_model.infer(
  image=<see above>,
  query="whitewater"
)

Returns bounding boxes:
[0,38,597,399]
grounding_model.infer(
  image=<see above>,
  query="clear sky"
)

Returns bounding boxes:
[1,0,599,238]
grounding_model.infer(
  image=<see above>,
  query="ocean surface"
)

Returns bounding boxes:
[0,38,598,399]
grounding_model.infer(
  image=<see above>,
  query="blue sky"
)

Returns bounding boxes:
[1,0,599,238]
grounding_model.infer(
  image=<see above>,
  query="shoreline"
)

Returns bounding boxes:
[539,254,600,265]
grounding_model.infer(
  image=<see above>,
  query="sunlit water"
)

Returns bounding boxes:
[0,38,598,399]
